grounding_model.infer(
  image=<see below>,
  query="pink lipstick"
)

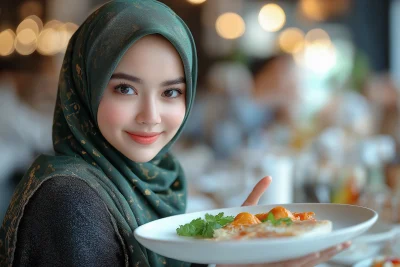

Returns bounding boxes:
[127,132,161,145]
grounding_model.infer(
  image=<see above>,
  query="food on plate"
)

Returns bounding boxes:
[371,256,400,267]
[176,206,332,240]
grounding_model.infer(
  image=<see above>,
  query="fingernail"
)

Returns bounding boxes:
[344,241,352,247]
[336,244,343,251]
[313,252,320,258]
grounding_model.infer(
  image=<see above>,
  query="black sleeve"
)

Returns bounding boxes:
[13,176,126,267]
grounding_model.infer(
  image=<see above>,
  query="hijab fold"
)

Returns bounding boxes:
[0,1,197,266]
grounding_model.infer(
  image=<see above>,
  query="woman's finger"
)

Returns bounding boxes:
[242,177,272,206]
[300,241,352,267]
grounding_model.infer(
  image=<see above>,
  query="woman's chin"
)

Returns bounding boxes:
[123,151,157,163]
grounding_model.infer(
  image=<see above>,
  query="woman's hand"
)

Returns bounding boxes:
[216,176,351,267]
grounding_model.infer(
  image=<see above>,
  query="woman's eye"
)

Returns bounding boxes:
[163,89,182,98]
[114,84,136,95]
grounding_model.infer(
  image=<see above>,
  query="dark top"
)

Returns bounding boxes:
[13,176,206,267]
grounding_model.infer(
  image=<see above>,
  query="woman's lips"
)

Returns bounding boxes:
[127,132,161,145]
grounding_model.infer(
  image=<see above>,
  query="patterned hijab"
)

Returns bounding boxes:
[0,1,197,266]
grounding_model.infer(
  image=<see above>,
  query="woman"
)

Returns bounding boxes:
[0,1,349,266]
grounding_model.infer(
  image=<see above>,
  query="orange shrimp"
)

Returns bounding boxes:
[255,206,297,221]
[230,212,261,227]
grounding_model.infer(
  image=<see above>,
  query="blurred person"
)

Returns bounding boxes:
[185,61,270,159]
[362,74,400,214]
[313,89,374,205]
[317,90,374,138]
[363,73,400,144]
[0,1,350,267]
[249,54,304,151]
[251,54,301,128]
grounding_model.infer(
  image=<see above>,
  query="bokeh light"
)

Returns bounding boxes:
[279,27,305,54]
[258,4,286,32]
[303,42,337,74]
[16,18,40,37]
[187,0,207,4]
[305,28,331,46]
[0,30,16,56]
[57,22,79,52]
[26,15,43,34]
[294,29,337,74]
[16,28,37,45]
[216,12,245,40]
[43,20,63,30]
[299,0,325,21]
[37,28,62,55]
[15,29,37,56]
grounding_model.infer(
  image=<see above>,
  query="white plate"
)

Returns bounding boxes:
[331,220,397,265]
[355,220,398,243]
[134,203,377,265]
[353,257,375,267]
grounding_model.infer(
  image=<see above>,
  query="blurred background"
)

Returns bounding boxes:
[2,0,400,263]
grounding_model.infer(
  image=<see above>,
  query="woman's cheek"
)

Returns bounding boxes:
[100,99,130,128]
[166,104,186,129]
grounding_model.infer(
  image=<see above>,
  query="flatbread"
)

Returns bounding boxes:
[214,219,332,240]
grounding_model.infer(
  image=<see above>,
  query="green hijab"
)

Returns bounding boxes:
[0,1,197,266]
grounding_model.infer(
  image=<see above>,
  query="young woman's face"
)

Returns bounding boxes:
[98,35,186,162]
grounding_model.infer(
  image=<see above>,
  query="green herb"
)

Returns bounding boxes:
[261,213,293,226]
[176,212,235,238]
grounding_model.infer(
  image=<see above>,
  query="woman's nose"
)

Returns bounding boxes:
[135,98,161,125]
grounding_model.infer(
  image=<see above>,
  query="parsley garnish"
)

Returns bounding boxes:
[176,212,235,238]
[261,213,293,226]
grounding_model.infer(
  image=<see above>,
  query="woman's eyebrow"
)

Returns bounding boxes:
[161,77,185,86]
[111,73,143,83]
[110,73,185,86]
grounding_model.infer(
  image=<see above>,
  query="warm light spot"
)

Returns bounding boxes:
[15,29,37,55]
[26,15,43,33]
[44,20,63,30]
[305,28,331,46]
[16,28,37,45]
[216,12,245,40]
[16,18,40,36]
[305,42,337,73]
[15,28,37,55]
[258,3,286,32]
[0,30,16,56]
[278,27,305,54]
[300,0,326,21]
[14,36,37,56]
[57,22,79,52]
[292,42,305,55]
[187,0,206,4]
[37,28,62,55]
[294,40,337,74]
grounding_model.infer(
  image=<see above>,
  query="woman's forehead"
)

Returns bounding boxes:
[113,35,184,77]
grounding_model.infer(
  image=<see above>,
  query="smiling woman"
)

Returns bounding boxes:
[0,1,198,267]
[98,35,187,163]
